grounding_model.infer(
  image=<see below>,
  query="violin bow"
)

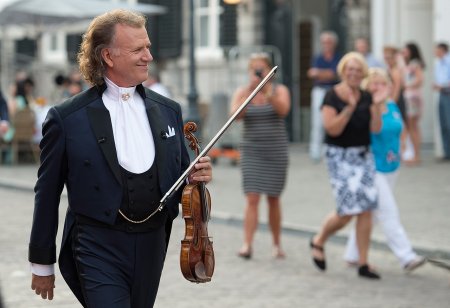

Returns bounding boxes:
[158,66,278,208]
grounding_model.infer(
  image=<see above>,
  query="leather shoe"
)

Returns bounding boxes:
[358,265,381,279]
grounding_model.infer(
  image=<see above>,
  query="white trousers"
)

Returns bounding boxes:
[309,86,327,161]
[344,171,418,267]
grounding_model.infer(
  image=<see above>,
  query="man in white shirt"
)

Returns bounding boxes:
[354,37,383,68]
[29,9,212,307]
[433,42,450,160]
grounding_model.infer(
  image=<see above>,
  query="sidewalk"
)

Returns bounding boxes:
[208,143,450,258]
[0,186,449,308]
[0,143,449,307]
[1,143,448,256]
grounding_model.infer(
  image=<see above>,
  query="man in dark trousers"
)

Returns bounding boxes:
[29,9,212,307]
[307,31,341,162]
[0,90,9,137]
[433,42,450,160]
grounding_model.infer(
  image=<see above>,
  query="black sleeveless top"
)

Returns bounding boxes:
[322,88,373,148]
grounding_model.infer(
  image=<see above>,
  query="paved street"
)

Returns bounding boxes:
[0,144,449,307]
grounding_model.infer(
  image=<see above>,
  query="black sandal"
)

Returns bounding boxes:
[310,238,326,271]
[358,264,381,280]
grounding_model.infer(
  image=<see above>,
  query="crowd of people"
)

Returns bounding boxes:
[231,32,450,282]
[0,63,168,164]
[0,71,84,163]
[0,9,447,305]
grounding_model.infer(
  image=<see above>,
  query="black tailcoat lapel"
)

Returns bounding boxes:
[144,99,167,184]
[86,106,122,186]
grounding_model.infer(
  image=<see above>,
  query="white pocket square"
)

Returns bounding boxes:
[165,125,176,138]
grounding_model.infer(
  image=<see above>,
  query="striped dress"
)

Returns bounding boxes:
[240,103,289,196]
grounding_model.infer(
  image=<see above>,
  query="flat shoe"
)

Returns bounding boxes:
[404,256,426,272]
[237,247,252,259]
[310,238,326,271]
[358,264,381,279]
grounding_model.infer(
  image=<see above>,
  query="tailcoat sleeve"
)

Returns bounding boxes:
[29,107,68,264]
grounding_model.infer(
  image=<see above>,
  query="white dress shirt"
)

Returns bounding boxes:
[103,77,155,173]
[31,78,156,276]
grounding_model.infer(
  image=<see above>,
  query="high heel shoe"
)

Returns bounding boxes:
[358,264,381,279]
[310,237,326,271]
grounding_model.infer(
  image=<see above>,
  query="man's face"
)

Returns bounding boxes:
[355,39,368,55]
[104,24,153,87]
[435,46,446,59]
[321,35,336,54]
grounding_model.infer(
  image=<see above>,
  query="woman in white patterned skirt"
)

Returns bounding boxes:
[310,52,384,279]
[230,53,291,259]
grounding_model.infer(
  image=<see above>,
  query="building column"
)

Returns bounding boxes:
[432,0,450,158]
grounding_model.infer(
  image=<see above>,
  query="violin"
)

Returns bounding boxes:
[180,122,215,283]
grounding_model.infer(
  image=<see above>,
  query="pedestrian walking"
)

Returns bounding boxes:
[307,31,342,162]
[28,9,212,307]
[344,68,426,272]
[433,42,450,161]
[230,52,291,259]
[310,52,383,279]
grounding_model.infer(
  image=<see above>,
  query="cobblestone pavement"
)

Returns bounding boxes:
[0,187,449,308]
[0,144,449,307]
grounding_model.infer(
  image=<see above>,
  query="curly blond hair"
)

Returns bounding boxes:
[336,51,369,79]
[77,9,147,86]
[248,52,273,69]
[361,67,391,90]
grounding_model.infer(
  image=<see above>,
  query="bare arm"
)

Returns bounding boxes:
[322,86,358,137]
[369,89,388,133]
[390,68,402,102]
[322,104,354,137]
[405,65,424,89]
[266,84,291,117]
[370,104,383,133]
[307,68,337,82]
[230,87,249,120]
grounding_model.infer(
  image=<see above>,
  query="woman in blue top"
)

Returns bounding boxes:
[344,68,426,272]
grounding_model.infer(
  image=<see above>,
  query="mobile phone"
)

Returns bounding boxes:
[255,69,263,79]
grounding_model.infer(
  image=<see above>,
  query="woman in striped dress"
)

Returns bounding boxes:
[230,53,291,259]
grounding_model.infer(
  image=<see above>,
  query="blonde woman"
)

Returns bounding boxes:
[344,68,426,272]
[310,52,383,279]
[230,53,291,259]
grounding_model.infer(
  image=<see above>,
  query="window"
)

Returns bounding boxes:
[50,34,58,51]
[195,0,222,57]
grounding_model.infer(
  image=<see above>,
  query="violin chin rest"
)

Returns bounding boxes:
[194,262,211,282]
